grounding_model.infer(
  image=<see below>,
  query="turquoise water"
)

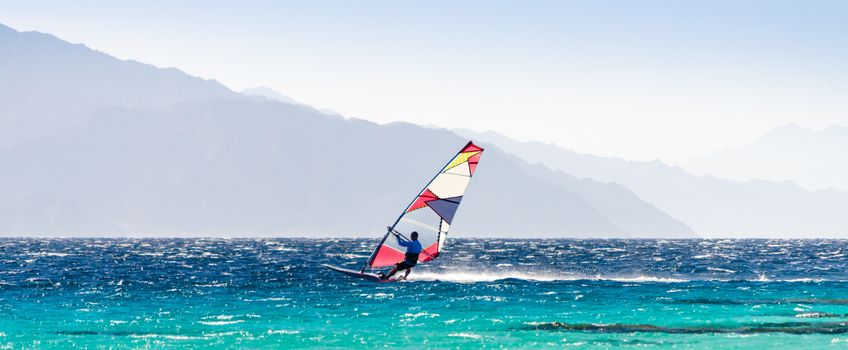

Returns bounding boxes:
[3,238,848,348]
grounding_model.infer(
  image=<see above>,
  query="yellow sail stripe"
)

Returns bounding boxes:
[444,151,480,172]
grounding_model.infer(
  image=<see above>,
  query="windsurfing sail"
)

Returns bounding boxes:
[362,141,484,271]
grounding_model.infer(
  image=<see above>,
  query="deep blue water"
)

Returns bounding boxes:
[3,238,848,348]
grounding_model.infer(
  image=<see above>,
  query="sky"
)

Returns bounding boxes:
[2,0,847,162]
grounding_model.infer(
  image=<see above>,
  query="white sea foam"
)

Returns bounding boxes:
[408,271,567,282]
[129,334,201,340]
[204,331,238,337]
[707,267,736,274]
[359,292,394,299]
[796,312,837,318]
[408,270,848,284]
[199,320,244,326]
[324,253,369,259]
[612,276,690,283]
[781,278,826,283]
[254,297,290,301]
[401,312,439,320]
[29,252,71,257]
[204,315,234,320]
[407,271,690,283]
[448,332,482,339]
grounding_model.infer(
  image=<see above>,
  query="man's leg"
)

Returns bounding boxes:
[385,262,414,280]
[383,264,401,279]
[402,268,412,280]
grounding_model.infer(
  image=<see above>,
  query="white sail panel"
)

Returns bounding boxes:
[427,173,471,198]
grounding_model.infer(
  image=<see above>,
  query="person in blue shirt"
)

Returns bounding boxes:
[380,231,422,280]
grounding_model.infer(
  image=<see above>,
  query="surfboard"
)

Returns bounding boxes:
[323,264,396,282]
[326,141,484,281]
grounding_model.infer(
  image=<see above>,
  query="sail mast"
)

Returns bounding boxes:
[361,141,483,271]
[361,143,470,272]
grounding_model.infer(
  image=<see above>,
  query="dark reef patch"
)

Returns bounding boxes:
[518,321,848,334]
[674,298,848,305]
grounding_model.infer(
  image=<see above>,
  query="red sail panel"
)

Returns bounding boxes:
[461,142,484,153]
[468,153,481,175]
[406,189,438,213]
[419,242,440,262]
[370,245,406,268]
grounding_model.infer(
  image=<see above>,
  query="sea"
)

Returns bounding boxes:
[2,238,848,349]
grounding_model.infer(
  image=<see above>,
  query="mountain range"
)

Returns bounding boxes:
[680,124,848,192]
[0,24,237,149]
[3,22,845,238]
[0,23,692,237]
[455,129,848,237]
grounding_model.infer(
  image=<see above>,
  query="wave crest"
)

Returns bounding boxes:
[403,271,848,283]
[406,271,689,283]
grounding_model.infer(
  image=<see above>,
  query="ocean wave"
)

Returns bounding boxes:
[324,253,369,259]
[54,330,199,339]
[675,298,848,305]
[706,267,736,274]
[128,334,201,340]
[199,320,244,326]
[448,332,483,339]
[796,312,844,318]
[407,271,690,283]
[405,271,848,284]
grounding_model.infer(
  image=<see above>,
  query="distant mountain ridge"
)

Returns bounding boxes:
[241,86,344,119]
[680,124,848,192]
[0,23,239,149]
[241,87,299,104]
[456,129,848,237]
[0,23,692,237]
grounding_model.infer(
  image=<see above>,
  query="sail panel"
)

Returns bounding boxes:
[366,141,484,269]
[426,197,462,224]
[370,244,406,267]
[427,172,471,198]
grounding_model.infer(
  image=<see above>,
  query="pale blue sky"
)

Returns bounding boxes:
[3,0,847,161]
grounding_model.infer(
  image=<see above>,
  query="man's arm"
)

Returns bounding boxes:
[396,236,410,247]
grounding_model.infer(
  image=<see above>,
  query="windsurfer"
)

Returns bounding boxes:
[380,231,422,280]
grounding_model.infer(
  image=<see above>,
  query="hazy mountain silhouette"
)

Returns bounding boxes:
[241,86,343,119]
[0,23,238,149]
[0,100,694,237]
[456,129,848,237]
[0,23,692,237]
[241,87,298,104]
[681,124,848,192]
